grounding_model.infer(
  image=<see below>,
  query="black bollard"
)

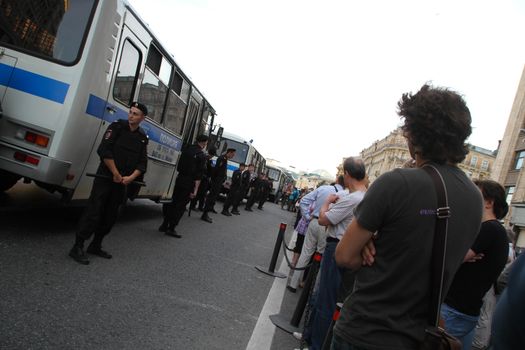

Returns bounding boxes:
[289,252,322,327]
[321,302,343,350]
[269,252,322,334]
[255,222,287,278]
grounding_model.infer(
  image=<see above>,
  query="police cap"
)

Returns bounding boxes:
[131,101,148,116]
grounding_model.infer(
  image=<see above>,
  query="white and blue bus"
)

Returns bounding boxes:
[210,131,265,192]
[0,0,215,202]
[264,165,295,202]
[264,165,283,202]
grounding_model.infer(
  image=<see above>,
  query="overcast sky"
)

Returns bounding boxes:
[129,0,525,176]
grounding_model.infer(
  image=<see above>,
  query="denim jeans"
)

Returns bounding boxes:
[308,241,342,349]
[441,303,479,350]
[330,334,370,350]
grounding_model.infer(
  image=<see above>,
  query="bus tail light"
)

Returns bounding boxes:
[14,151,40,166]
[24,131,49,148]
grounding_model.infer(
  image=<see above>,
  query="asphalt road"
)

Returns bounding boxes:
[0,192,305,350]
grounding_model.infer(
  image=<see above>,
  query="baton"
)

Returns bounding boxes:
[86,173,146,186]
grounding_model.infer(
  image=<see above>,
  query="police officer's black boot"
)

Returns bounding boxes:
[158,219,168,232]
[69,237,89,265]
[165,223,182,238]
[87,235,112,259]
[201,211,213,223]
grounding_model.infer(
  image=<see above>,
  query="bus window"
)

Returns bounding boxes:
[164,90,187,136]
[113,40,142,106]
[0,0,96,64]
[171,71,183,96]
[218,139,249,164]
[138,69,168,123]
[267,168,281,182]
[146,45,172,85]
[139,45,172,123]
[199,108,213,136]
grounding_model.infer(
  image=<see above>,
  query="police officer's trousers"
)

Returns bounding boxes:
[77,178,125,247]
[203,179,222,212]
[223,186,240,211]
[163,175,193,228]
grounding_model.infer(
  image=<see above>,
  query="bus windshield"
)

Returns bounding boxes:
[218,138,249,164]
[0,0,96,64]
[267,168,281,182]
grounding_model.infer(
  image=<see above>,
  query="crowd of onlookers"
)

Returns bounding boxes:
[65,88,524,350]
[277,85,524,350]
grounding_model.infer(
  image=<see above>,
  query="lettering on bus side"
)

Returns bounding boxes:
[159,133,181,150]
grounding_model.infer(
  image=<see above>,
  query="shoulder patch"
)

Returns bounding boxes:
[104,129,113,140]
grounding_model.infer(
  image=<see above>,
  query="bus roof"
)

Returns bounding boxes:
[219,131,251,144]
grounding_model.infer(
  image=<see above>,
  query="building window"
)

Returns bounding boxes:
[481,160,489,171]
[470,155,478,167]
[505,186,515,205]
[514,151,525,170]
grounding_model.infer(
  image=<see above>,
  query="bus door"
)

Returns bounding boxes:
[104,25,146,124]
[0,51,16,105]
[75,17,148,199]
[182,95,202,147]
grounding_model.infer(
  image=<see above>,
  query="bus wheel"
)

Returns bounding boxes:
[0,170,21,192]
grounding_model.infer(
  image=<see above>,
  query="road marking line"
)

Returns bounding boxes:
[246,258,288,350]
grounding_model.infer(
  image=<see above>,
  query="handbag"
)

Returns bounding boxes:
[419,165,462,350]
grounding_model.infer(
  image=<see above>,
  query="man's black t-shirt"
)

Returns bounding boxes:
[445,219,509,316]
[333,164,483,350]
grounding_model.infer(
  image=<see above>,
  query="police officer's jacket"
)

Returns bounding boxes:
[230,169,242,189]
[211,154,228,183]
[176,144,206,181]
[240,170,251,189]
[261,179,272,195]
[96,119,148,177]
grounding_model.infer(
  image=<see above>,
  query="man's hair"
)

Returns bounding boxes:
[337,175,345,186]
[207,147,217,157]
[343,157,366,181]
[474,179,509,220]
[226,148,236,153]
[398,84,472,164]
[196,134,209,143]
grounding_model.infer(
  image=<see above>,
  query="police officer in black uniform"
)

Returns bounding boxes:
[69,102,149,265]
[160,134,208,237]
[221,163,245,216]
[245,172,263,211]
[201,148,236,223]
[231,163,253,215]
[257,174,273,210]
[190,146,216,212]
